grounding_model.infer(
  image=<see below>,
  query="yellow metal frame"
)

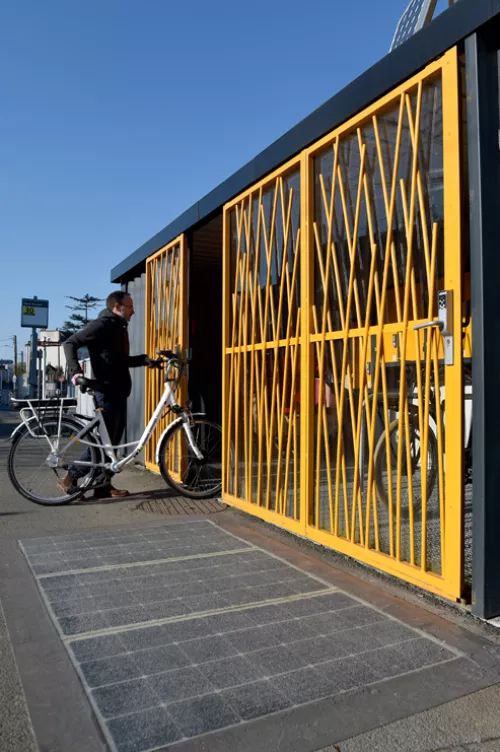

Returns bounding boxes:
[222,48,463,601]
[145,234,188,474]
[223,156,302,519]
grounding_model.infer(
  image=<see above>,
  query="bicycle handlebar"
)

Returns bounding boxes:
[153,349,190,367]
[75,349,186,393]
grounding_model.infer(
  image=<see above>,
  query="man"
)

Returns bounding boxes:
[59,290,151,498]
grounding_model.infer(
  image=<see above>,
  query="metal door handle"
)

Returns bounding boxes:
[414,320,444,331]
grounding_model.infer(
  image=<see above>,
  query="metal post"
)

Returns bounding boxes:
[13,335,18,398]
[37,350,43,399]
[466,30,500,619]
[29,327,38,398]
[42,338,47,400]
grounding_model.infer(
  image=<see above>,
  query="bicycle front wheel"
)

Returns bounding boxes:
[8,417,99,506]
[158,418,223,499]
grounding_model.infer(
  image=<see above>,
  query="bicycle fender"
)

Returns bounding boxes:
[9,415,88,442]
[155,412,206,465]
[10,421,29,441]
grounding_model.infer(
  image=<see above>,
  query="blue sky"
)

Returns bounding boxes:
[0,0,451,359]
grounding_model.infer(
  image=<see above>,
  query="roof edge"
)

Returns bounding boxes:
[111,0,500,282]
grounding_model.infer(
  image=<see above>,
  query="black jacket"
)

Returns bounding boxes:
[63,309,147,398]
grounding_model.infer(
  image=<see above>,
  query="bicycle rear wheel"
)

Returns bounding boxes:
[8,417,99,506]
[158,418,223,499]
[374,410,438,511]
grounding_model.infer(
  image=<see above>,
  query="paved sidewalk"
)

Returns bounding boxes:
[320,684,500,751]
[0,598,37,752]
[2,411,500,752]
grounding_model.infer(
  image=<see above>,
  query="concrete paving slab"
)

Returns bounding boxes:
[17,519,488,752]
[318,684,500,752]
[0,598,37,752]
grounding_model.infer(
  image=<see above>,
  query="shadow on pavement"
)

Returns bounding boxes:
[74,487,177,505]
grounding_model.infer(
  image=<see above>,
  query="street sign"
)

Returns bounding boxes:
[390,0,438,52]
[21,298,49,328]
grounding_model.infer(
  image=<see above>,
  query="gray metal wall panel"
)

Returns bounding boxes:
[124,274,146,462]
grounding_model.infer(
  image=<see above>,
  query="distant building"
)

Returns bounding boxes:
[25,329,68,398]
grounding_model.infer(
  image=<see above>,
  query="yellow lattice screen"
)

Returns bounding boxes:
[145,235,188,474]
[223,48,463,600]
[223,163,302,528]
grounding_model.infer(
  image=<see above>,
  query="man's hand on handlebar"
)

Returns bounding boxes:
[74,376,105,393]
[148,358,164,369]
[147,350,180,369]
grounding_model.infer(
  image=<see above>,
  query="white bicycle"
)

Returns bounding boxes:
[7,349,224,505]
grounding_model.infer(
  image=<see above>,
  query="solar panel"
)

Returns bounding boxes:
[390,0,438,52]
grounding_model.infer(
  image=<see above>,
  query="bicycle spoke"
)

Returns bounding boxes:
[206,436,222,453]
[203,465,219,481]
[9,418,97,504]
[186,465,203,491]
[18,461,51,486]
[160,419,223,497]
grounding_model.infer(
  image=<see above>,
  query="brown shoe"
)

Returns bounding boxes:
[94,486,130,499]
[109,487,130,498]
[57,474,78,495]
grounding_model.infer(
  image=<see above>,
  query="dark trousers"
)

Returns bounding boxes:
[69,393,127,485]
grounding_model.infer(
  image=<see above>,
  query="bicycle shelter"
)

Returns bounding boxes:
[111,0,500,619]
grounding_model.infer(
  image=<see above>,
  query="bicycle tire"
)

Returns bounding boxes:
[374,411,439,509]
[158,418,223,499]
[8,417,99,506]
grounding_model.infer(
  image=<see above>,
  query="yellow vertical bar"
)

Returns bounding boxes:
[145,257,151,466]
[265,180,292,510]
[222,208,231,497]
[248,193,263,503]
[241,207,252,503]
[276,222,300,514]
[179,233,188,425]
[300,151,313,534]
[227,249,242,493]
[441,47,463,599]
[420,224,439,571]
[234,206,247,499]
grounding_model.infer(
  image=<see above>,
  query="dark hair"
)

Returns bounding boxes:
[106,291,130,310]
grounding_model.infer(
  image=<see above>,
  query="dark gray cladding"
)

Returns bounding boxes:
[123,274,146,459]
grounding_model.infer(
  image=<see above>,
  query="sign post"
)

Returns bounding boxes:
[21,297,49,399]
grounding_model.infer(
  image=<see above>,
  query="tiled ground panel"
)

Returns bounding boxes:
[20,520,461,752]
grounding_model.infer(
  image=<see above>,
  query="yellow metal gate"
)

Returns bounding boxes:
[145,234,188,474]
[223,49,463,599]
[223,159,304,534]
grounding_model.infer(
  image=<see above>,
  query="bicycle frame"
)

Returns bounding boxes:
[18,360,204,473]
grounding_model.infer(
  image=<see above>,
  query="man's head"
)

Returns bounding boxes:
[106,291,134,322]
